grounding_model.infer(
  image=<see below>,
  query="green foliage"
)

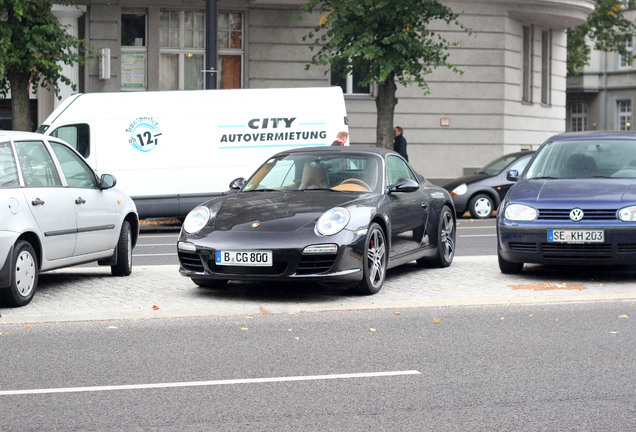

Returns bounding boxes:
[567,0,636,74]
[301,0,469,91]
[0,0,89,97]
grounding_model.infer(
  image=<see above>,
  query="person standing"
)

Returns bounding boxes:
[331,131,348,146]
[393,126,408,161]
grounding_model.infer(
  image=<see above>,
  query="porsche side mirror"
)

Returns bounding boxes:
[388,178,419,193]
[506,170,519,182]
[100,173,117,189]
[230,177,247,190]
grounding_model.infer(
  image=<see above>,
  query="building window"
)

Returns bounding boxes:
[331,62,371,95]
[121,12,147,90]
[522,26,534,103]
[568,103,587,132]
[617,100,632,131]
[619,35,633,68]
[541,30,551,105]
[218,12,243,89]
[159,10,205,91]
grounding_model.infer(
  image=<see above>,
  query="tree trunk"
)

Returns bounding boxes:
[375,72,397,149]
[8,71,33,132]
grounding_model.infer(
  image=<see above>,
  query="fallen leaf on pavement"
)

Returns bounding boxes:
[619,315,629,318]
[152,305,160,310]
[370,328,376,331]
[433,318,441,323]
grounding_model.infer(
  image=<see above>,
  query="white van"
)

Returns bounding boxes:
[38,87,349,219]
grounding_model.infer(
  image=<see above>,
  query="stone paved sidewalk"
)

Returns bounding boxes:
[1,256,635,324]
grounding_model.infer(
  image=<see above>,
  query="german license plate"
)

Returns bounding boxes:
[215,250,273,266]
[547,229,604,243]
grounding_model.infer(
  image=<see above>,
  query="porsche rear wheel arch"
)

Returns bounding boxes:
[417,205,455,268]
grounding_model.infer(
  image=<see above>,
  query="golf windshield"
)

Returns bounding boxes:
[526,139,636,180]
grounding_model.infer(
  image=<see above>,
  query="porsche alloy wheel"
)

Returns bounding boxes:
[353,222,386,295]
[418,205,455,268]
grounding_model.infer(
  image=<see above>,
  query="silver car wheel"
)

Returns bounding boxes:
[15,249,36,298]
[473,196,493,218]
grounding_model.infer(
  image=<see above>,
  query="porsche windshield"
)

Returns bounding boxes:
[244,153,381,193]
[526,139,636,180]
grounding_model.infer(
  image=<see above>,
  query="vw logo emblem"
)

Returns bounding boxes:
[569,208,584,222]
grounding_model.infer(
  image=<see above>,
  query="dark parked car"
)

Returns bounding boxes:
[177,146,456,295]
[497,132,636,273]
[443,151,534,218]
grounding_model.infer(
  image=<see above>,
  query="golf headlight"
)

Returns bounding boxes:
[504,204,538,221]
[451,184,467,196]
[316,207,350,236]
[618,205,636,221]
[183,206,211,234]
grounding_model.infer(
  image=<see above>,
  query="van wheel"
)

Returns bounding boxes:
[0,241,38,307]
[111,221,132,276]
[191,278,228,288]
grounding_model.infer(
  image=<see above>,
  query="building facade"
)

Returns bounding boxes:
[34,0,593,183]
[566,2,636,134]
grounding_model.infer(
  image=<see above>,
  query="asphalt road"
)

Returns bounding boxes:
[1,303,634,431]
[134,217,497,266]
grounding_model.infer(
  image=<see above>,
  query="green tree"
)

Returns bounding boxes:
[568,0,636,74]
[301,0,468,149]
[0,0,88,131]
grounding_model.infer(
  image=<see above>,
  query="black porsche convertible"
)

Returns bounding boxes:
[177,146,456,294]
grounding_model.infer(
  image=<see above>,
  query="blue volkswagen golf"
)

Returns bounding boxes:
[497,132,636,273]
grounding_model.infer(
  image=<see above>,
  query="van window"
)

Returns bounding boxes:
[50,124,90,158]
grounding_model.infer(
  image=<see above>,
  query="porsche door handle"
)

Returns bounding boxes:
[422,202,428,209]
[31,198,45,206]
[75,197,86,205]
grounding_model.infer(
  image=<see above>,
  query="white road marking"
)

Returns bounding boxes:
[459,234,497,238]
[0,370,421,396]
[133,253,177,257]
[136,243,176,247]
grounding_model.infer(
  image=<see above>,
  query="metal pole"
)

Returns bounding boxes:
[205,0,217,89]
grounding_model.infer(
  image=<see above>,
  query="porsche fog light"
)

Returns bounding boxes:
[504,204,538,221]
[183,206,211,234]
[178,241,197,252]
[451,184,467,196]
[303,244,338,254]
[618,205,636,221]
[316,207,350,236]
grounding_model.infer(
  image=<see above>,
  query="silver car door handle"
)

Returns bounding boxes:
[75,197,86,205]
[31,198,45,206]
[422,201,428,209]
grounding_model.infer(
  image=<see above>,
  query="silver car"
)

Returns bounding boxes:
[0,131,139,307]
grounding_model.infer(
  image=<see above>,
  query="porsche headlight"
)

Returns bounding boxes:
[504,204,538,221]
[316,207,350,236]
[618,205,636,221]
[183,206,211,234]
[451,184,467,196]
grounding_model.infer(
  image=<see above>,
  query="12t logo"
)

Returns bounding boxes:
[127,117,162,152]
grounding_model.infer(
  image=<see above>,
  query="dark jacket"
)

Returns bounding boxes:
[394,135,408,161]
